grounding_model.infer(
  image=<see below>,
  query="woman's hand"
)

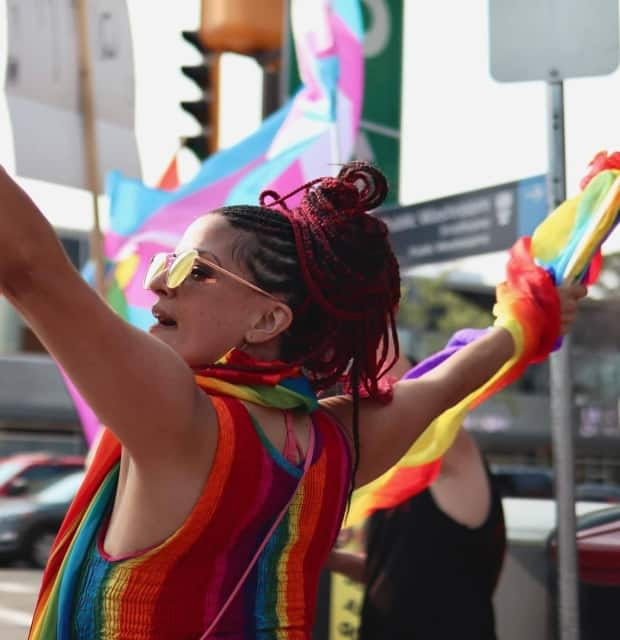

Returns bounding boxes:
[558,282,588,335]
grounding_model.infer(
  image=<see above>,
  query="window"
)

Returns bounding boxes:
[20,464,80,494]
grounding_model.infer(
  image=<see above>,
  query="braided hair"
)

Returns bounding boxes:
[218,162,401,486]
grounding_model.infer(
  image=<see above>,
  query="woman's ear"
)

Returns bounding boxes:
[244,302,293,345]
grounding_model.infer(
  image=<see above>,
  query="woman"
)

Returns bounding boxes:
[0,162,584,639]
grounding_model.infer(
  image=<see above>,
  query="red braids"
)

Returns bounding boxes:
[259,161,401,401]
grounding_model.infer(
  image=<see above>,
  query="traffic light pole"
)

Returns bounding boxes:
[546,78,580,640]
[75,0,106,298]
[180,31,220,160]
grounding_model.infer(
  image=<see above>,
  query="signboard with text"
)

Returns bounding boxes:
[377,175,547,268]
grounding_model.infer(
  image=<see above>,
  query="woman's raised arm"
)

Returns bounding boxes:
[0,168,212,464]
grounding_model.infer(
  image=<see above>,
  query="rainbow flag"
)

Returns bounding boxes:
[66,0,365,445]
[346,153,620,526]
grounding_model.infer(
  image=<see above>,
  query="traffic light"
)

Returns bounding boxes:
[180,30,218,161]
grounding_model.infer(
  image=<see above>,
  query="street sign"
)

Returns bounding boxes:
[489,0,620,82]
[287,0,404,205]
[378,175,547,267]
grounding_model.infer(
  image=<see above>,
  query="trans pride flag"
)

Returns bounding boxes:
[69,0,365,444]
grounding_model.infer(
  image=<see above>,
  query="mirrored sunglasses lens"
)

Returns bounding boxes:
[167,251,197,288]
[143,253,168,289]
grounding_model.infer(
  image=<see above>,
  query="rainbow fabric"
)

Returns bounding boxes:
[346,154,620,526]
[29,353,350,639]
[64,0,364,446]
[194,349,319,414]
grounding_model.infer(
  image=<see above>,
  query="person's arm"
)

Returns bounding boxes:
[323,283,585,488]
[0,168,213,466]
[324,549,367,584]
[430,429,492,529]
[323,326,514,487]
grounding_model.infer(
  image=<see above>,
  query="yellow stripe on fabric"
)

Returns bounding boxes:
[275,484,304,629]
[194,376,263,405]
[346,319,525,526]
[103,566,133,640]
[531,196,580,263]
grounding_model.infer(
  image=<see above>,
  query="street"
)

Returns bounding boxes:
[0,565,41,640]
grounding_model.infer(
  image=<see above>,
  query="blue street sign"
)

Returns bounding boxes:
[378,175,547,267]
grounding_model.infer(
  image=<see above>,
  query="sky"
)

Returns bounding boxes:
[2,0,620,285]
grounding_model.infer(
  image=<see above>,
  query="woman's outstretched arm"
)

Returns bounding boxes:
[323,283,585,488]
[0,168,212,464]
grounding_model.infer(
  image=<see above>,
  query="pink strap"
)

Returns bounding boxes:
[282,411,305,464]
[200,420,316,639]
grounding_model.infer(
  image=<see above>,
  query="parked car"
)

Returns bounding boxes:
[0,470,85,567]
[491,465,554,499]
[0,452,85,497]
[576,482,620,504]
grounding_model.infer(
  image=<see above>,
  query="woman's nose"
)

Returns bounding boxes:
[149,269,177,297]
[144,253,175,294]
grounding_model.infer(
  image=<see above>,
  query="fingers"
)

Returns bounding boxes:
[558,283,588,335]
[560,308,578,335]
[569,283,588,300]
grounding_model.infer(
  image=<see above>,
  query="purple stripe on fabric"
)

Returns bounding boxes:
[403,328,490,380]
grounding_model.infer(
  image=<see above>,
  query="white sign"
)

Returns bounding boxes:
[489,0,620,82]
[4,0,141,189]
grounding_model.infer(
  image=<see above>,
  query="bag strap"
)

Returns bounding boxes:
[200,416,316,639]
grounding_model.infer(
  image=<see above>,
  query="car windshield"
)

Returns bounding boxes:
[0,460,24,485]
[35,472,85,504]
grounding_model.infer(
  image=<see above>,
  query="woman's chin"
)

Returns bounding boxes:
[149,323,179,345]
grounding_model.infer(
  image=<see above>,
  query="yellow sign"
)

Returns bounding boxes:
[328,526,365,639]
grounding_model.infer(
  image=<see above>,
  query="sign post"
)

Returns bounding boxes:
[489,3,620,638]
[75,0,105,295]
[546,76,580,639]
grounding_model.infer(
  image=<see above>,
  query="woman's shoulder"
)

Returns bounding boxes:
[316,397,354,452]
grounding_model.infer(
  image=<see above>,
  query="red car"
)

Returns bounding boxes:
[0,453,85,498]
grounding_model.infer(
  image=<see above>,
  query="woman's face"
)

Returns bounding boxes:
[148,213,282,367]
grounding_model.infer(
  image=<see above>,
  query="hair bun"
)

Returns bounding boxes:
[337,161,388,211]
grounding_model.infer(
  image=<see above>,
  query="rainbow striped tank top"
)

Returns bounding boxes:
[63,395,350,638]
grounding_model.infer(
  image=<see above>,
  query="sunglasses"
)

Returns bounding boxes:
[143,249,279,301]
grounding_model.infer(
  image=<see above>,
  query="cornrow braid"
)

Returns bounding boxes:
[217,161,401,492]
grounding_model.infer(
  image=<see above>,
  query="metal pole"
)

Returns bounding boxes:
[261,55,282,119]
[546,78,580,640]
[278,0,291,106]
[75,0,106,297]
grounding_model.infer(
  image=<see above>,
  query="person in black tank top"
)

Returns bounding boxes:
[328,428,506,640]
